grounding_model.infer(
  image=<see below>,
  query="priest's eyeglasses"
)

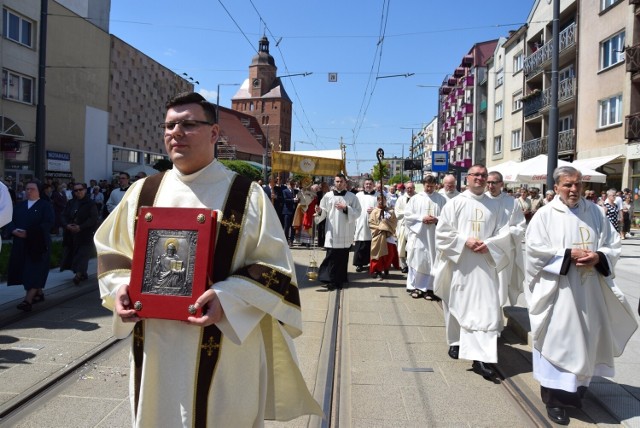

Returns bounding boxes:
[158,119,214,131]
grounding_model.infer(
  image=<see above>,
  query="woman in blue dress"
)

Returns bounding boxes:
[6,180,55,311]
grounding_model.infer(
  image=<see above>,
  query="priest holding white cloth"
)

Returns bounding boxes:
[525,166,637,425]
[433,164,511,379]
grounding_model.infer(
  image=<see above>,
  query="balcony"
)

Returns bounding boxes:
[462,75,474,88]
[521,129,575,160]
[558,129,576,153]
[626,44,640,74]
[523,91,543,117]
[454,67,465,77]
[521,137,546,160]
[524,23,576,78]
[456,111,464,121]
[540,78,576,110]
[456,88,464,97]
[625,112,640,140]
[462,103,473,115]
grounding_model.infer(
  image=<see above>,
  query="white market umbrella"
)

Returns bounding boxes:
[512,155,606,184]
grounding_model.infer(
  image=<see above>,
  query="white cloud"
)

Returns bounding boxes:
[163,48,177,57]
[198,89,217,102]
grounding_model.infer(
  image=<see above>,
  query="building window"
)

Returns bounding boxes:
[495,102,503,121]
[600,31,625,70]
[598,94,622,128]
[495,69,504,88]
[2,69,34,104]
[2,8,33,47]
[494,136,502,154]
[513,91,523,112]
[511,129,522,150]
[513,52,523,73]
[601,0,621,11]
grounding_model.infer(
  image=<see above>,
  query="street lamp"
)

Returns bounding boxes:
[215,83,240,158]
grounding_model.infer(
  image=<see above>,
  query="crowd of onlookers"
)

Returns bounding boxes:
[1,171,148,312]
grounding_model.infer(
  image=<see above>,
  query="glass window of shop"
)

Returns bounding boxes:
[631,160,640,227]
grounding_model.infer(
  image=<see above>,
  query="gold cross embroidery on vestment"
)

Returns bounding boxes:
[262,269,279,289]
[572,227,593,250]
[201,336,220,357]
[471,208,484,239]
[220,214,241,235]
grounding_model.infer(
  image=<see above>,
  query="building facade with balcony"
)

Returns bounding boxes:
[522,0,578,166]
[486,26,527,170]
[438,40,498,172]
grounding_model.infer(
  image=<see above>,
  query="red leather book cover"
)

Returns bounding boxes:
[129,207,217,320]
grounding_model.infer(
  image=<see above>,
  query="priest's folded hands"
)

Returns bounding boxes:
[570,248,599,267]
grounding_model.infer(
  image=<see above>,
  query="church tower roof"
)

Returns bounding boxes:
[251,36,275,67]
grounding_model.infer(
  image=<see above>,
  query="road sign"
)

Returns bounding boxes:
[431,151,449,172]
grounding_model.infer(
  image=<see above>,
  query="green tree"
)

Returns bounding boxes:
[220,160,262,181]
[388,174,410,184]
[372,161,390,181]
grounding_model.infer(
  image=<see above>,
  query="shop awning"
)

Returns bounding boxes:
[571,154,624,171]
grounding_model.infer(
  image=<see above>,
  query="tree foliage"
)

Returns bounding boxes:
[372,161,390,182]
[388,174,410,185]
[220,160,262,181]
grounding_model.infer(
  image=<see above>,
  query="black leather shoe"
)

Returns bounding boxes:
[472,360,495,378]
[448,345,459,360]
[401,267,408,274]
[355,266,364,272]
[546,406,569,425]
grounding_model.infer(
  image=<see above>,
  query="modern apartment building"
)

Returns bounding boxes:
[438,40,498,170]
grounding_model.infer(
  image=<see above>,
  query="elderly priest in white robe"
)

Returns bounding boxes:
[525,166,637,426]
[433,164,511,379]
[95,92,321,428]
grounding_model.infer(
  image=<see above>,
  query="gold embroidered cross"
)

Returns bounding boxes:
[134,328,144,347]
[220,214,241,234]
[262,269,279,289]
[572,227,593,250]
[201,336,220,357]
[470,208,485,239]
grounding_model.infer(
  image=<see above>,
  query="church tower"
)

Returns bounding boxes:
[231,36,293,153]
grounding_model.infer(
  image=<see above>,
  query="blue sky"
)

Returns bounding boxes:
[109,0,534,176]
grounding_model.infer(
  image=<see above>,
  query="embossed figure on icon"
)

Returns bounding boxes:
[152,238,187,294]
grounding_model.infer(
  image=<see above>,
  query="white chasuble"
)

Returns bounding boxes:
[95,160,321,427]
[404,191,446,275]
[525,197,637,382]
[433,191,511,362]
[394,193,410,256]
[354,192,378,241]
[486,192,526,307]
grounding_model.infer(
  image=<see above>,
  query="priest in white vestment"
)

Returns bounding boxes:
[404,176,446,300]
[95,92,321,428]
[525,166,637,425]
[353,178,378,271]
[315,173,361,290]
[394,182,415,274]
[433,164,511,378]
[438,174,460,201]
[485,171,526,307]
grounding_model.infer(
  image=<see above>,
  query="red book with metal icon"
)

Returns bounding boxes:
[128,207,217,320]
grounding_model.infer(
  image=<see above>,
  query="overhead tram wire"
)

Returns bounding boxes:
[217,0,259,53]
[349,0,392,175]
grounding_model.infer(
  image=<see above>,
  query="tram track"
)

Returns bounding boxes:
[0,284,120,423]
